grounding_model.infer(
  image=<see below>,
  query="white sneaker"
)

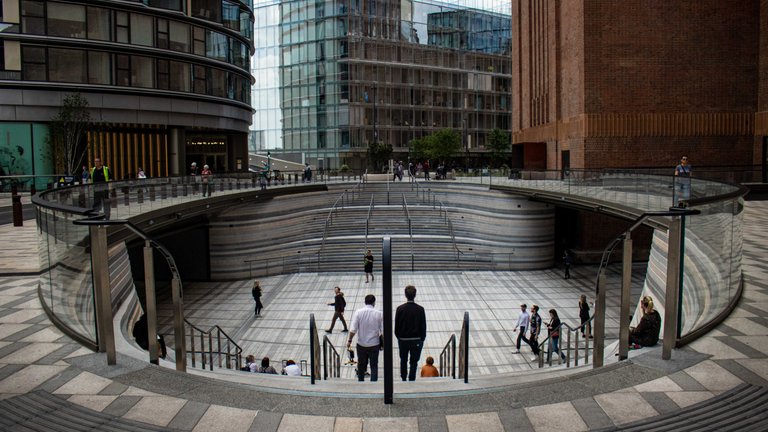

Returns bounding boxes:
[531,356,539,362]
[513,349,520,354]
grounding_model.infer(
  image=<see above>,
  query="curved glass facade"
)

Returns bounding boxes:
[251,0,511,172]
[0,0,255,180]
[8,0,253,103]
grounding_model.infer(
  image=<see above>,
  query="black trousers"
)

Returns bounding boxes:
[516,326,529,350]
[356,344,380,381]
[528,334,540,355]
[398,339,423,381]
[328,311,347,331]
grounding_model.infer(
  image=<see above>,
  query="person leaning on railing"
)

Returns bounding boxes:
[628,296,662,348]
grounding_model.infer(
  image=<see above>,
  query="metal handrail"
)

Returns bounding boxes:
[458,311,469,382]
[309,314,321,384]
[535,318,592,368]
[322,335,342,379]
[318,191,348,260]
[243,250,320,278]
[402,194,415,271]
[185,320,243,371]
[439,334,456,379]
[365,196,374,252]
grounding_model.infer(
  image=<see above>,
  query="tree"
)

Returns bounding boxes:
[409,136,429,161]
[487,129,510,167]
[49,93,91,175]
[367,141,393,172]
[427,129,461,162]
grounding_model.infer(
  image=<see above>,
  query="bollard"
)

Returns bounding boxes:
[12,194,23,227]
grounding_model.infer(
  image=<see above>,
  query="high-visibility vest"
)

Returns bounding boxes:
[90,166,110,182]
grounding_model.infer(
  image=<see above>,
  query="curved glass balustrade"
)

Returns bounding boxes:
[32,169,745,351]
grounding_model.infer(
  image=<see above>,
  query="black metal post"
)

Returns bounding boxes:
[383,236,393,404]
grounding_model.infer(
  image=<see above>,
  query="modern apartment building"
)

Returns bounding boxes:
[0,0,255,184]
[512,0,764,171]
[251,0,511,172]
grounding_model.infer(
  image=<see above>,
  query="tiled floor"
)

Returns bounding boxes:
[0,201,767,430]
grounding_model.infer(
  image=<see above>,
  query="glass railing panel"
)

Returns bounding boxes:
[37,207,96,344]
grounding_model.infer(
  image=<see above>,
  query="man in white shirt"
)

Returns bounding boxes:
[513,303,530,354]
[282,359,301,376]
[347,294,383,382]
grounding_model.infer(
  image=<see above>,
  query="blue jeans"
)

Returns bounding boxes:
[547,336,566,362]
[398,339,423,381]
[356,344,379,381]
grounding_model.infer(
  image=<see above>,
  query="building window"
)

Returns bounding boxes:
[170,61,190,92]
[157,18,169,49]
[210,68,227,98]
[21,45,46,80]
[206,30,228,61]
[193,27,206,56]
[21,0,45,35]
[116,54,130,85]
[131,55,155,88]
[87,6,111,41]
[157,59,169,89]
[222,1,240,32]
[47,2,86,38]
[116,11,129,43]
[169,21,190,52]
[88,51,110,84]
[192,0,222,22]
[193,64,207,94]
[147,0,183,11]
[49,48,86,82]
[131,14,154,46]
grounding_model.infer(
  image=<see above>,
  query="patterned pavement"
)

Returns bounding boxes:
[0,202,767,431]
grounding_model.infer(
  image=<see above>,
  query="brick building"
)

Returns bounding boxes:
[512,0,764,171]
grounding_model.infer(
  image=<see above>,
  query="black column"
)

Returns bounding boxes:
[383,237,393,404]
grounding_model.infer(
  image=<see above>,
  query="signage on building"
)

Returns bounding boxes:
[186,137,226,150]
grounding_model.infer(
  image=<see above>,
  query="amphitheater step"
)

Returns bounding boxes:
[594,383,768,432]
[0,390,171,431]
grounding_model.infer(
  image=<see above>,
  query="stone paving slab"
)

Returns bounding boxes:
[0,201,766,430]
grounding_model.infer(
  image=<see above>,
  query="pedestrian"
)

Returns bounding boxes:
[512,303,530,354]
[190,161,199,194]
[282,359,302,376]
[201,164,213,197]
[258,356,278,374]
[304,162,312,182]
[629,296,662,348]
[395,285,427,381]
[325,286,349,333]
[528,304,542,361]
[579,295,592,338]
[81,165,89,184]
[674,155,692,207]
[408,161,415,181]
[546,309,566,363]
[364,249,374,283]
[420,356,440,377]
[90,157,112,220]
[259,170,268,190]
[347,294,383,382]
[252,280,263,316]
[423,160,430,181]
[563,250,572,279]
[137,167,148,193]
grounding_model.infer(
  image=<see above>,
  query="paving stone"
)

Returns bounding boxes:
[594,391,658,426]
[496,407,534,432]
[416,415,446,432]
[102,395,143,417]
[192,404,256,432]
[362,417,418,432]
[570,397,614,430]
[278,413,334,432]
[637,391,681,415]
[251,410,283,432]
[526,401,588,432]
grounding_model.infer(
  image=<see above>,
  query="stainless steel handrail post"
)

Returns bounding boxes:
[91,225,116,365]
[144,240,159,365]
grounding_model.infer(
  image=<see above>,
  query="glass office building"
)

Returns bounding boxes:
[252,0,511,171]
[0,0,255,181]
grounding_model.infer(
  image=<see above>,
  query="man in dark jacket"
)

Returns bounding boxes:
[395,285,427,381]
[325,286,348,333]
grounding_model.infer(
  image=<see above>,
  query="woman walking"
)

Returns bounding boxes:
[546,309,566,363]
[252,280,264,316]
[364,249,374,283]
[579,295,592,338]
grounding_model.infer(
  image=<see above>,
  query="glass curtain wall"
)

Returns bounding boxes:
[251,0,511,170]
